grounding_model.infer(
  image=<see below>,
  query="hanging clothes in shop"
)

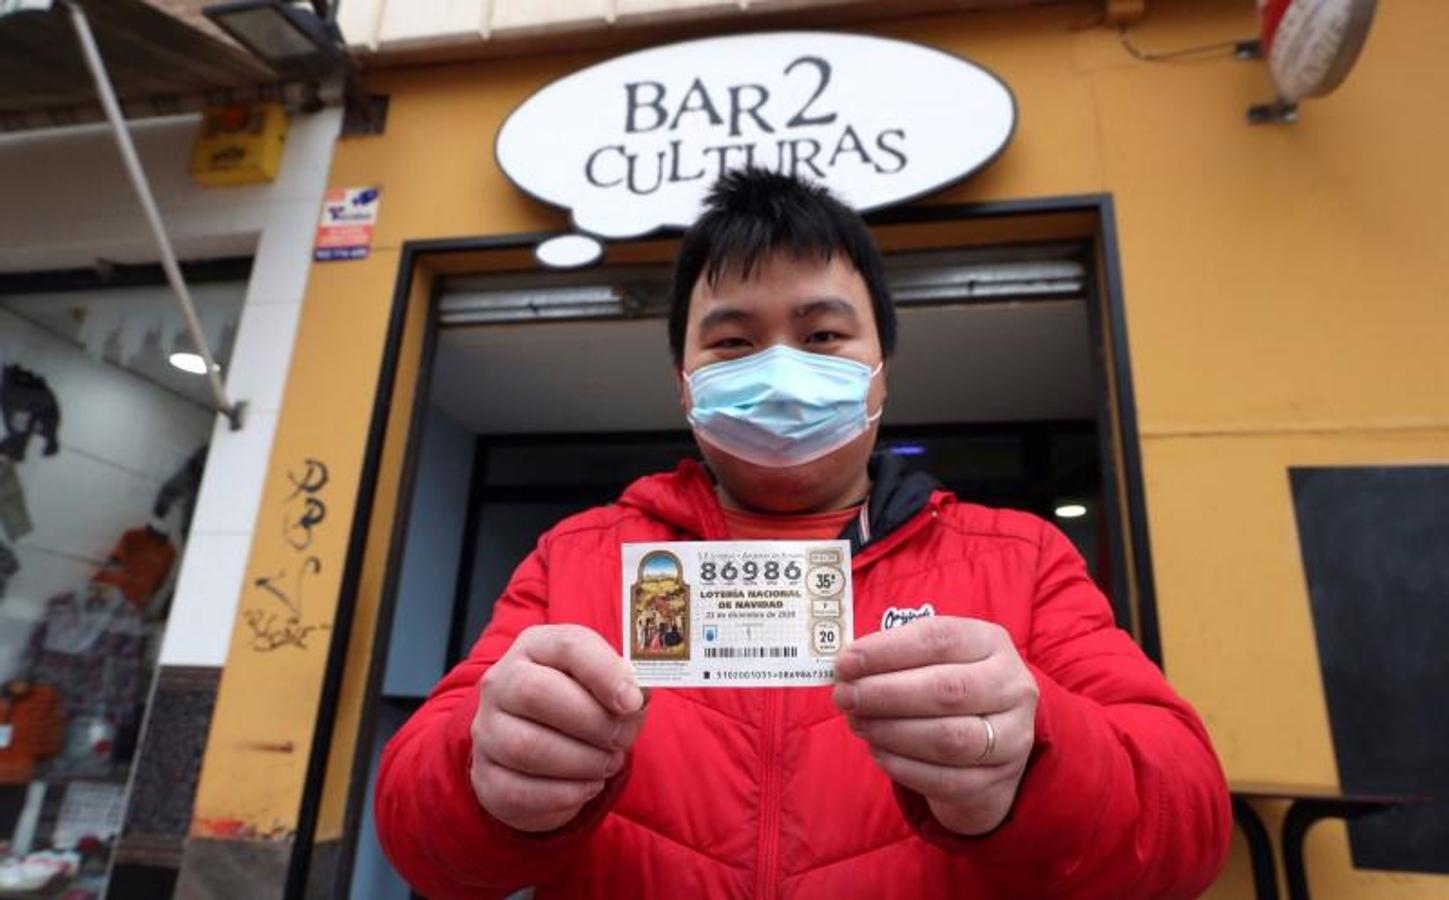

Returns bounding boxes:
[0,542,17,597]
[25,587,145,716]
[153,445,208,534]
[24,586,146,776]
[0,460,31,542]
[91,527,176,608]
[0,683,64,785]
[0,365,61,462]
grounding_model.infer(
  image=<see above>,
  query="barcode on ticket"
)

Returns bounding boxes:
[703,646,800,659]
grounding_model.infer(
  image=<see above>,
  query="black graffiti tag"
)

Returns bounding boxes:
[246,458,332,652]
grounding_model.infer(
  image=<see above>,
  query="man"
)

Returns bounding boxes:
[375,169,1232,898]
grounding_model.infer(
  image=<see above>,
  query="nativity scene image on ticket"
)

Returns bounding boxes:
[628,550,691,661]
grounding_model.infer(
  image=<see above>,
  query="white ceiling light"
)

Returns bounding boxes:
[1054,503,1088,519]
[439,243,1090,326]
[889,260,1086,305]
[439,285,636,325]
[535,234,605,270]
[169,351,220,375]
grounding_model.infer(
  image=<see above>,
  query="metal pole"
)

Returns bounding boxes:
[64,0,245,430]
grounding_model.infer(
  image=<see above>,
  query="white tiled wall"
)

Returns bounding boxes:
[159,108,344,667]
[0,105,345,668]
[0,113,328,273]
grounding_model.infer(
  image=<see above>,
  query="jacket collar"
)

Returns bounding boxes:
[840,451,944,554]
[617,453,947,558]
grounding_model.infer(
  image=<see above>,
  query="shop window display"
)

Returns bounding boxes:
[0,280,239,897]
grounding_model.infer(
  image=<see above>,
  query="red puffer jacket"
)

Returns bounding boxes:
[376,458,1231,899]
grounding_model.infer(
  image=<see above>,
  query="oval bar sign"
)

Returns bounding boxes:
[495,31,1016,240]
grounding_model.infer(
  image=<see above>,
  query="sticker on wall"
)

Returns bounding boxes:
[314,186,380,261]
[495,31,1016,262]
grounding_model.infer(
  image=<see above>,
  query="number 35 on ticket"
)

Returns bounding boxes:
[621,540,853,688]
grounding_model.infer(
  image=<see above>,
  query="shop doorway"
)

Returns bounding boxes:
[413,238,1113,656]
[338,202,1151,898]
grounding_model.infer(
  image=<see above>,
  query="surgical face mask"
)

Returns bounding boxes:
[685,344,883,468]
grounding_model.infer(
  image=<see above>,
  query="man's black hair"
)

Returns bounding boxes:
[667,168,896,366]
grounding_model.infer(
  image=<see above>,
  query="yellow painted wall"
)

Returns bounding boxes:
[190,1,1449,897]
[189,249,405,840]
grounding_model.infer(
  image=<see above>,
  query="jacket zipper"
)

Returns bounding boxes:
[754,689,783,900]
[681,466,938,897]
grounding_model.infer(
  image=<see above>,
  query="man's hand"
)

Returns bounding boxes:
[832,616,1038,836]
[472,624,647,833]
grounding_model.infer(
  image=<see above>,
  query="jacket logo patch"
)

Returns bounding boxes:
[880,603,935,631]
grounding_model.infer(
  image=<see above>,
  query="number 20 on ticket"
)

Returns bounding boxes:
[621,540,853,688]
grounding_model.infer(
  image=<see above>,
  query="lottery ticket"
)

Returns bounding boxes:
[621,540,853,688]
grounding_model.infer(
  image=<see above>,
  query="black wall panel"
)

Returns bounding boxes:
[1291,465,1449,874]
